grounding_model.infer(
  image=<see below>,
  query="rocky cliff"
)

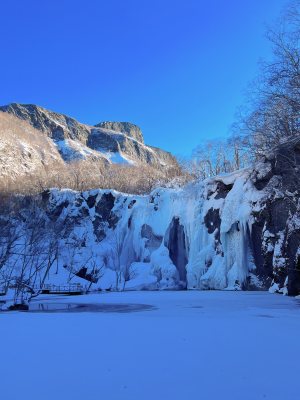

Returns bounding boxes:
[1,137,299,296]
[95,121,144,143]
[0,111,64,178]
[0,103,177,168]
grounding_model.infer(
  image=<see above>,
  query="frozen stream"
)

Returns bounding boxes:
[0,291,299,400]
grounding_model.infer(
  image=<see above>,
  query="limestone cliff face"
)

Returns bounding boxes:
[95,121,144,143]
[87,129,169,165]
[0,103,177,168]
[0,103,90,142]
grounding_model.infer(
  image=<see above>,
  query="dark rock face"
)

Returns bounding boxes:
[128,200,136,209]
[165,217,188,284]
[214,181,233,200]
[95,193,117,226]
[87,129,121,153]
[204,207,221,243]
[95,121,144,143]
[250,136,300,295]
[287,231,300,295]
[141,224,163,258]
[250,210,274,289]
[271,139,300,193]
[253,169,273,190]
[197,138,300,294]
[50,200,69,219]
[75,267,99,283]
[86,194,98,209]
[41,190,51,204]
[8,303,29,311]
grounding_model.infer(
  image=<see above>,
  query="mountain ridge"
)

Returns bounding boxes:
[0,103,177,169]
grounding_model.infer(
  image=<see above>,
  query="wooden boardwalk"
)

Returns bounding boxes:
[40,284,84,295]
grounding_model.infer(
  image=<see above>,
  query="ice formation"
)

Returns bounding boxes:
[2,134,300,296]
[31,168,266,292]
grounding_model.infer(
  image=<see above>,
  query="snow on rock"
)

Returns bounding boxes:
[99,149,135,165]
[0,169,265,294]
[54,138,106,162]
[0,103,178,169]
[1,136,300,295]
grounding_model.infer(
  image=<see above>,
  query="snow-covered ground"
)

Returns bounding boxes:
[1,291,299,400]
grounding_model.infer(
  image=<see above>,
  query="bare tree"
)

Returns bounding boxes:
[191,137,250,179]
[233,1,300,158]
[0,196,64,308]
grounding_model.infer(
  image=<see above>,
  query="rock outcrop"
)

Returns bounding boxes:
[0,103,91,144]
[0,103,177,168]
[250,136,300,295]
[0,111,64,178]
[95,121,144,143]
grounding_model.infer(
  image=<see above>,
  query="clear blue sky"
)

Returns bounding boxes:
[0,0,288,155]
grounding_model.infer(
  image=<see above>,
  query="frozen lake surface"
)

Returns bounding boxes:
[1,291,300,400]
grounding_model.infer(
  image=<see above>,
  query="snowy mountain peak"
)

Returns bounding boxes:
[0,103,178,175]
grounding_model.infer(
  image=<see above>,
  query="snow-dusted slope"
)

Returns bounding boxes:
[0,103,177,168]
[1,136,299,296]
[0,111,63,178]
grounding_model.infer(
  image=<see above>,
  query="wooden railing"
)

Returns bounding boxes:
[34,284,85,294]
